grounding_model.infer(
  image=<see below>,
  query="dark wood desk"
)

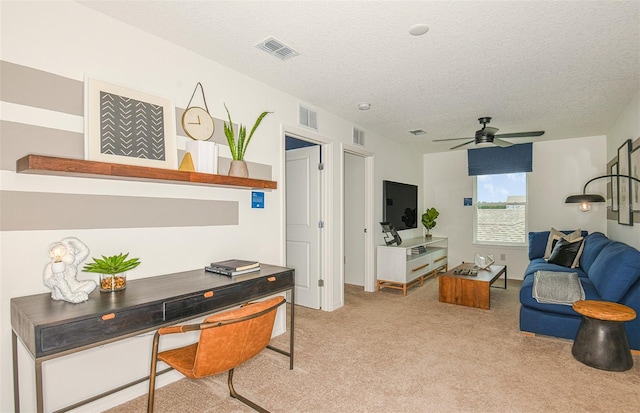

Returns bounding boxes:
[11,264,294,413]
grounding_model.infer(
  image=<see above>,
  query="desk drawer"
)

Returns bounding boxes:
[39,304,163,355]
[163,271,293,322]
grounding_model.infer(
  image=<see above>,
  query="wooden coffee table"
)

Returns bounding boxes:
[438,263,507,309]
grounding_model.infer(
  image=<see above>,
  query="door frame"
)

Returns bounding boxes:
[341,144,375,292]
[281,124,334,311]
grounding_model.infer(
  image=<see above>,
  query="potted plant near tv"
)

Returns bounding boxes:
[421,207,439,238]
[223,104,271,178]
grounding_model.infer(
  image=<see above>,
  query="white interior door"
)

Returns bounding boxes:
[286,145,321,309]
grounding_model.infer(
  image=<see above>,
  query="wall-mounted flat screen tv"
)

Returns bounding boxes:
[383,180,418,230]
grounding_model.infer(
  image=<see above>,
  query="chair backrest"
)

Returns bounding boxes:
[191,296,284,378]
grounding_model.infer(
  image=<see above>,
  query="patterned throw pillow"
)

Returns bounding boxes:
[548,236,585,268]
[544,228,582,259]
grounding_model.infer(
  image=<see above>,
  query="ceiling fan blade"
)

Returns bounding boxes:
[482,126,499,136]
[433,137,474,142]
[495,131,545,139]
[450,140,475,150]
[493,138,513,148]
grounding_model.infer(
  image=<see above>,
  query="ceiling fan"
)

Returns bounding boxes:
[434,117,545,150]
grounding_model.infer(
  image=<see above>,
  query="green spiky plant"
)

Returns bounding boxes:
[223,104,272,160]
[82,253,141,274]
[421,207,439,237]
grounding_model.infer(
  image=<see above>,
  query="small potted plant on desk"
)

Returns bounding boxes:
[83,253,141,292]
[422,207,439,238]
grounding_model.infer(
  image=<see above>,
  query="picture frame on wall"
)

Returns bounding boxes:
[631,139,640,212]
[611,162,618,212]
[617,139,632,225]
[85,78,177,169]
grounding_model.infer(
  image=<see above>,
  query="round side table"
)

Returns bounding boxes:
[571,300,636,371]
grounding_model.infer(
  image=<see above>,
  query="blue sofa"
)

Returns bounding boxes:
[520,231,640,350]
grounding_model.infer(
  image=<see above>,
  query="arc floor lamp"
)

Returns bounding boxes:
[565,173,640,214]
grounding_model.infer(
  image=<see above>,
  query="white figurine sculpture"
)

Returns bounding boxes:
[43,237,97,303]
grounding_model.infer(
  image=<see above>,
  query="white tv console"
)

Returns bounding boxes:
[376,236,448,296]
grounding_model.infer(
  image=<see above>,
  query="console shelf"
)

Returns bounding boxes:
[15,154,277,190]
[377,236,448,296]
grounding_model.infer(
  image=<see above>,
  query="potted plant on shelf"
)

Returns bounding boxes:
[83,253,141,292]
[421,207,439,238]
[223,104,272,178]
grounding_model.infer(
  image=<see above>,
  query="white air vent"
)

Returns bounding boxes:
[256,37,300,61]
[299,105,318,130]
[353,127,365,146]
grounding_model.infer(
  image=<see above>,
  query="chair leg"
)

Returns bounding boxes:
[227,368,270,413]
[147,333,161,413]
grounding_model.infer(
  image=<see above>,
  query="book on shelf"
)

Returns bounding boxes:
[411,246,427,254]
[208,259,260,272]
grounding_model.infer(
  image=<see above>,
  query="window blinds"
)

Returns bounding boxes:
[467,143,532,176]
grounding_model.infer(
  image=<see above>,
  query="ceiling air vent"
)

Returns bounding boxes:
[256,37,300,61]
[299,105,318,131]
[353,127,365,146]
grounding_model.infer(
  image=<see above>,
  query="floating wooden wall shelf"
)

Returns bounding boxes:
[16,155,277,190]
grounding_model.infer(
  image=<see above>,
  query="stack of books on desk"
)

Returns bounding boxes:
[411,246,427,254]
[205,259,261,277]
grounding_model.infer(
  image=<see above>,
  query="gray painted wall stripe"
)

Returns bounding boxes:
[0,120,84,170]
[0,60,84,116]
[0,191,238,231]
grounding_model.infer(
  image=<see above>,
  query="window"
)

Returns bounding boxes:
[474,173,527,245]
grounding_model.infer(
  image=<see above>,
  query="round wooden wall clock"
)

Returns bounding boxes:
[182,82,215,140]
[182,106,215,140]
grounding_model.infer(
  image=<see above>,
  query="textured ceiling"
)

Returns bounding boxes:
[77,1,640,153]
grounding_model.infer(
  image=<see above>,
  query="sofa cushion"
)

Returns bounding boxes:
[525,258,588,279]
[588,242,640,302]
[544,228,582,259]
[528,230,588,260]
[520,272,601,316]
[579,232,610,272]
[548,237,584,268]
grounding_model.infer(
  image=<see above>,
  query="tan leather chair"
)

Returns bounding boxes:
[147,296,286,412]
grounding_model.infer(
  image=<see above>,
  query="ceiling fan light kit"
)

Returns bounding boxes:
[434,116,545,150]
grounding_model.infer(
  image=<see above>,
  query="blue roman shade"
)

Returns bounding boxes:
[467,143,532,176]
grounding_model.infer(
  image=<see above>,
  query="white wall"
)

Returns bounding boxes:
[0,2,423,412]
[606,91,640,249]
[423,135,607,280]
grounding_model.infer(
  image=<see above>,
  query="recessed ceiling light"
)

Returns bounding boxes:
[409,24,429,36]
[409,129,427,135]
[358,103,371,110]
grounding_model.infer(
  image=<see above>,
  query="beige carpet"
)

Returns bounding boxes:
[105,278,640,412]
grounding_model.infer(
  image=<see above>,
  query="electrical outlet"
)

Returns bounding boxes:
[500,253,506,261]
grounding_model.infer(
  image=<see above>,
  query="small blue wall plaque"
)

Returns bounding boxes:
[464,197,473,206]
[252,191,265,209]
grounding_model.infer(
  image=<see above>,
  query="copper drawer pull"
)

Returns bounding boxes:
[434,256,447,263]
[411,263,429,272]
[101,313,115,321]
[267,276,276,282]
[203,291,214,298]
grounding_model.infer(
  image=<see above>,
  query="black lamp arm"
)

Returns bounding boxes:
[582,174,640,194]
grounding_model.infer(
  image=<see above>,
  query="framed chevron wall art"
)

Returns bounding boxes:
[85,77,177,169]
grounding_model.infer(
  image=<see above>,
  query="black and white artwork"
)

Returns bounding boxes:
[617,139,632,225]
[100,92,166,160]
[631,138,640,212]
[85,78,176,169]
